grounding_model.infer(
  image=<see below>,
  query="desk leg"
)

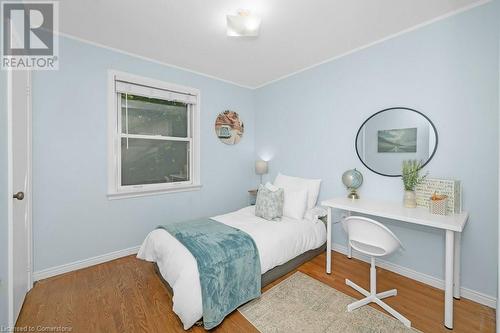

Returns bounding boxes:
[453,232,461,299]
[346,211,352,259]
[326,207,332,274]
[445,230,454,329]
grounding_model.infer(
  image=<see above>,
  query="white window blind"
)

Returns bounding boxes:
[115,80,198,104]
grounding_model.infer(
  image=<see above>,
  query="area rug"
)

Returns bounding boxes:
[238,272,420,333]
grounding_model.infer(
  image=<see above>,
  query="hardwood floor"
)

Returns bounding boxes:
[17,252,495,333]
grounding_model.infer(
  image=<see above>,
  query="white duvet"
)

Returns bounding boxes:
[137,206,326,329]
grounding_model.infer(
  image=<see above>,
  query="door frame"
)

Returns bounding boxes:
[7,68,33,327]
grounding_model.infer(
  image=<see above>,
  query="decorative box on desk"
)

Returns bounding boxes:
[416,178,461,214]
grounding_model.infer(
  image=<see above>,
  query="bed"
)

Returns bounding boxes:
[137,205,327,329]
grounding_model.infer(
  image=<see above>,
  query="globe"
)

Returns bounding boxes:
[342,169,363,199]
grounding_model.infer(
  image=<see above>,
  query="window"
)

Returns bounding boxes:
[108,71,200,198]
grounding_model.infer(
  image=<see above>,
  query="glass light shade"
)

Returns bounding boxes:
[255,160,268,175]
[226,12,261,37]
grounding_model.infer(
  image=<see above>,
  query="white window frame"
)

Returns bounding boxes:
[107,70,201,199]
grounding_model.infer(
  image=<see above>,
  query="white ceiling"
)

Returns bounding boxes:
[59,0,485,88]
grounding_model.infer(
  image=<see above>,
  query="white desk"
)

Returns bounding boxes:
[321,197,469,330]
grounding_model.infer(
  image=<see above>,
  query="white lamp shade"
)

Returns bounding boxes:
[255,160,268,175]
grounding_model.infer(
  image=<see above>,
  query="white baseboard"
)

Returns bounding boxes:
[32,243,496,309]
[33,245,141,281]
[332,243,496,309]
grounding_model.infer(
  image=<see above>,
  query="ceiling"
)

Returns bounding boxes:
[59,0,485,88]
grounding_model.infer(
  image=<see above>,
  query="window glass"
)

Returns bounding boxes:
[121,138,190,186]
[120,94,188,138]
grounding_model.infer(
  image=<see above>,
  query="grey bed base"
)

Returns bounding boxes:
[154,242,327,296]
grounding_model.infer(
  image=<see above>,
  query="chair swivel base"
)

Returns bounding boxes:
[345,278,411,328]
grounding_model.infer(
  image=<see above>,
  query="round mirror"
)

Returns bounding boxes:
[215,110,244,145]
[355,107,438,177]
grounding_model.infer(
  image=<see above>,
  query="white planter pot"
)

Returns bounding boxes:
[403,190,417,208]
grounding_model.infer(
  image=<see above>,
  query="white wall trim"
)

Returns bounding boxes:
[33,246,141,282]
[332,244,496,309]
[254,0,492,89]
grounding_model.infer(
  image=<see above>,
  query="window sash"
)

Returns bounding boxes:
[119,93,190,138]
[117,93,194,143]
[119,139,192,190]
[120,133,191,142]
[116,93,194,191]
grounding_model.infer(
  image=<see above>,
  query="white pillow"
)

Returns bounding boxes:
[283,189,308,220]
[274,173,321,210]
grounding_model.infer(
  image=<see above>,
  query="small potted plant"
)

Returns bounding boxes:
[401,160,427,208]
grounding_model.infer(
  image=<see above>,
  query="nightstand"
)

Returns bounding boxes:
[248,189,258,205]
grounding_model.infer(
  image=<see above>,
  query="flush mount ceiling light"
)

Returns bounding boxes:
[226,10,261,37]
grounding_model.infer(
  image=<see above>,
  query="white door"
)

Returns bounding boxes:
[8,69,32,325]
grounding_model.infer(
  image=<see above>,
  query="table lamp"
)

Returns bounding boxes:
[255,160,268,184]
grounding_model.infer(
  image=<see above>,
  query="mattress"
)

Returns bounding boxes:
[137,206,327,329]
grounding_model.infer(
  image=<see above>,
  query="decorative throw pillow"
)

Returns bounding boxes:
[255,184,284,221]
[264,181,279,192]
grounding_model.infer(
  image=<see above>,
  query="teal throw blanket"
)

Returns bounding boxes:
[158,218,261,329]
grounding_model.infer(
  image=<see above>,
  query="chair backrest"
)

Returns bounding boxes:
[342,216,403,257]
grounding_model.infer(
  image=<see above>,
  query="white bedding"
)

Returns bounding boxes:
[137,206,326,329]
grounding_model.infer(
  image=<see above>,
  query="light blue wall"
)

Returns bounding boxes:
[0,70,9,327]
[255,2,499,297]
[32,37,256,271]
[26,1,500,299]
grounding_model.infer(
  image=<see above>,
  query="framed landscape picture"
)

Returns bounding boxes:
[377,127,417,153]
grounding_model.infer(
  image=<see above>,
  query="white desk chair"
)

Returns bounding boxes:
[342,216,411,328]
